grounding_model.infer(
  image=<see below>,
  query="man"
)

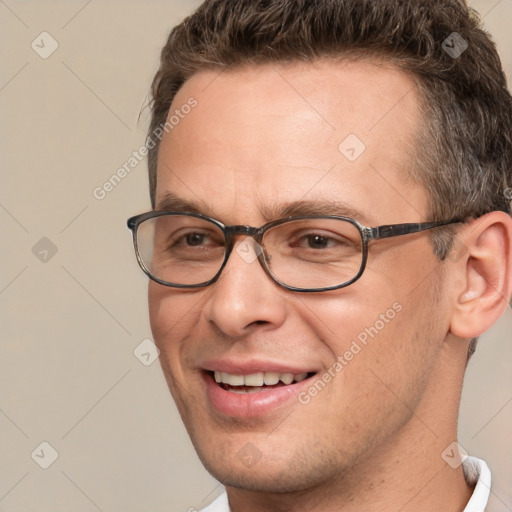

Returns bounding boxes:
[127,0,512,510]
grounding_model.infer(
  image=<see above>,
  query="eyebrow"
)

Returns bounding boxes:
[260,200,372,225]
[155,192,372,225]
[155,192,212,215]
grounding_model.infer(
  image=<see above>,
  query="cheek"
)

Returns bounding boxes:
[147,284,206,409]
[148,283,172,346]
[293,286,399,356]
[295,280,426,402]
[148,283,201,357]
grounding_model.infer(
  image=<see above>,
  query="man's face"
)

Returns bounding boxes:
[149,60,450,492]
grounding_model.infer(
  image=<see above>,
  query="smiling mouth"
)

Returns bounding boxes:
[209,370,316,394]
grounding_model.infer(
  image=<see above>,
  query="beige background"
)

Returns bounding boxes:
[0,1,511,511]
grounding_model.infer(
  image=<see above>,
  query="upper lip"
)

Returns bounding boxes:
[201,358,318,375]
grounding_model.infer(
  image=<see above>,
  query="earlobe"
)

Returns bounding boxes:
[450,212,512,339]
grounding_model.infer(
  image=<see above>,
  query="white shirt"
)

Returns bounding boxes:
[199,456,491,512]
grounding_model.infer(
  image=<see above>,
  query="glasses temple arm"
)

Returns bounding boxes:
[366,219,464,241]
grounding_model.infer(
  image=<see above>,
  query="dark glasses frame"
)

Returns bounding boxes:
[127,211,464,292]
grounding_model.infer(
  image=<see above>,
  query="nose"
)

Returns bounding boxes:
[203,238,288,338]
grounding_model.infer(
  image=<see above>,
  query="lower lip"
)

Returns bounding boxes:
[203,372,314,418]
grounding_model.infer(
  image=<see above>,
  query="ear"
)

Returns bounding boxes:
[449,211,512,339]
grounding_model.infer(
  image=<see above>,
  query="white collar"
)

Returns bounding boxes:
[462,456,491,512]
[199,456,491,512]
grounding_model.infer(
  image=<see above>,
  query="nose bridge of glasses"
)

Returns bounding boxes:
[224,224,260,240]
[223,225,270,266]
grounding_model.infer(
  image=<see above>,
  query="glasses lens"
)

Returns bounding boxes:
[263,218,363,289]
[136,214,226,286]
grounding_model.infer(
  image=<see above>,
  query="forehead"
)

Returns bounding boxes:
[156,59,426,225]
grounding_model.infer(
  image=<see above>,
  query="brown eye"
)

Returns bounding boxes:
[185,233,207,246]
[305,235,331,249]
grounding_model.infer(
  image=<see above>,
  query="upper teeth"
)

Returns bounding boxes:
[214,371,308,386]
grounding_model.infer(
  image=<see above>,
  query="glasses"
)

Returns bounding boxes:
[127,211,462,293]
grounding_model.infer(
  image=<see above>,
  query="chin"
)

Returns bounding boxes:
[189,430,347,495]
[203,459,321,494]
